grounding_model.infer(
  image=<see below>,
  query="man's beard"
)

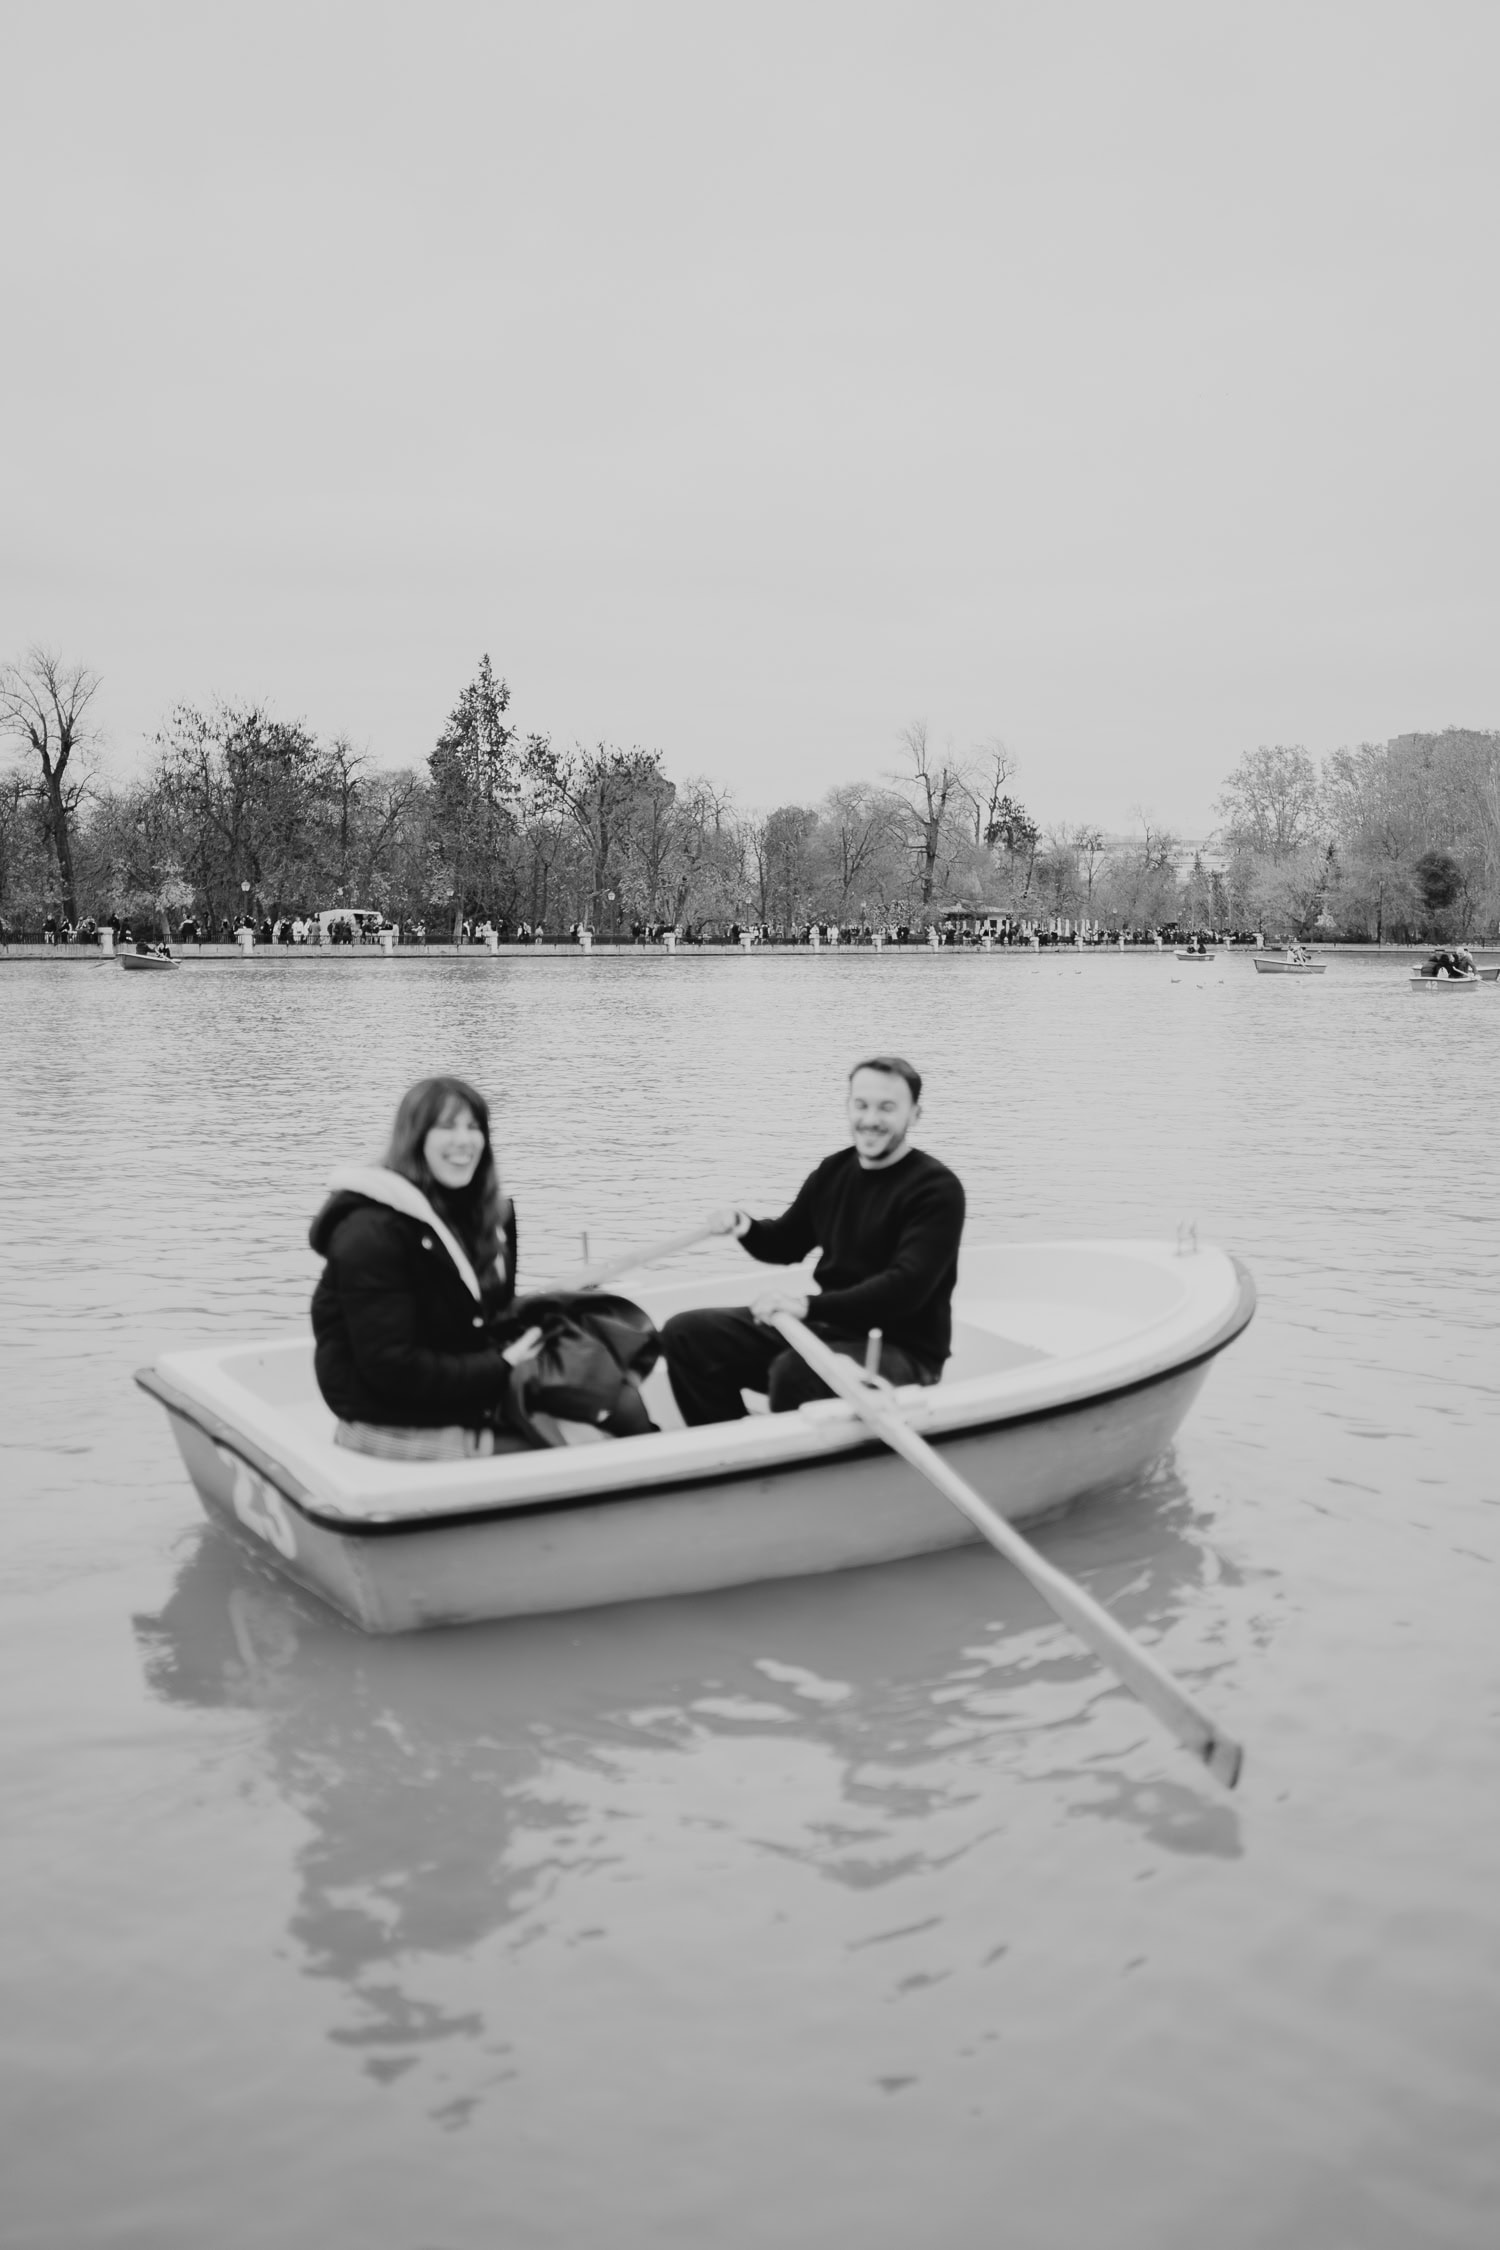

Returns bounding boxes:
[857,1128,905,1161]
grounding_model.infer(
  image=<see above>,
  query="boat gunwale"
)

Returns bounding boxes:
[140,1239,1249,1520]
[135,1257,1256,1541]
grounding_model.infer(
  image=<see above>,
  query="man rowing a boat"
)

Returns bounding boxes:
[662,1055,966,1424]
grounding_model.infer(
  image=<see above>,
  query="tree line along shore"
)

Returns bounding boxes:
[3,646,1497,949]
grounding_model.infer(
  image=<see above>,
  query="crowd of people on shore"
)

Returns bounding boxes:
[0,913,1283,952]
[610,919,1267,949]
[0,910,1460,957]
[28,914,103,945]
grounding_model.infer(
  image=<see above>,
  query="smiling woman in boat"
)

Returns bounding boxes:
[309,1076,520,1460]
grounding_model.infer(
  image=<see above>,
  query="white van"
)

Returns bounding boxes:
[316,907,385,945]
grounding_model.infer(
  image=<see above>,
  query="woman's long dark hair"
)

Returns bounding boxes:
[382,1076,505,1278]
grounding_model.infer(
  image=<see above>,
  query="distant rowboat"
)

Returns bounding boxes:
[119,950,180,973]
[1252,955,1325,976]
[135,1239,1255,1634]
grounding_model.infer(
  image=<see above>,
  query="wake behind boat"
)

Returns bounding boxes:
[136,1237,1255,1634]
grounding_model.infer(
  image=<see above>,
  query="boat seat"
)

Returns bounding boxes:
[945,1321,1051,1382]
[643,1329,1047,1426]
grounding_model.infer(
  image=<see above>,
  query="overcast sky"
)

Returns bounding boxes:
[5,1,1498,833]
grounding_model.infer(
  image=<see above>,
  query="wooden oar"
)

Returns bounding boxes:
[770,1312,1244,1789]
[568,1221,720,1293]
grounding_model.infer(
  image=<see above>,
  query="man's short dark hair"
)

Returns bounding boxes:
[849,1054,922,1103]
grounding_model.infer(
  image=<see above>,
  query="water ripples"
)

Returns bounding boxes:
[3,953,1500,2246]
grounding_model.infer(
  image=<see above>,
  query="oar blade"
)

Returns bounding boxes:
[1030,1564,1244,1787]
[1203,1733,1245,1791]
[770,1311,1246,1791]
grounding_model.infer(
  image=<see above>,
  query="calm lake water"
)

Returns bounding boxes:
[3,951,1499,2249]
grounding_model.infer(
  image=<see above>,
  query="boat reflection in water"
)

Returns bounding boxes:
[132,1471,1245,2100]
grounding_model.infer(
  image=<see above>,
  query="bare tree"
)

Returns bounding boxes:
[0,767,41,920]
[353,770,420,906]
[820,782,902,918]
[1217,745,1322,864]
[0,647,103,922]
[666,778,741,927]
[1131,806,1179,874]
[1039,825,1083,915]
[1073,823,1107,912]
[630,760,687,924]
[971,737,1017,847]
[322,736,367,898]
[748,804,818,930]
[892,722,972,909]
[154,700,322,927]
[544,743,668,934]
[1100,808,1182,929]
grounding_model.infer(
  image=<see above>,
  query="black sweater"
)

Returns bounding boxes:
[309,1188,518,1428]
[741,1145,966,1366]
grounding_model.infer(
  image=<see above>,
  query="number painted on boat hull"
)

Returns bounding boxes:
[215,1444,298,1557]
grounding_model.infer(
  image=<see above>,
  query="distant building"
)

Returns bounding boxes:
[1173,836,1231,876]
[1093,832,1229,876]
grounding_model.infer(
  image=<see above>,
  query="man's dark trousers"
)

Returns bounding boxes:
[661,1307,938,1426]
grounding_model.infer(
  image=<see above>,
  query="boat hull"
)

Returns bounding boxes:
[1252,957,1325,974]
[1409,975,1479,992]
[119,952,180,972]
[156,1355,1218,1631]
[138,1240,1254,1633]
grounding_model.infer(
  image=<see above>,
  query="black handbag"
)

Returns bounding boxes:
[498,1292,661,1445]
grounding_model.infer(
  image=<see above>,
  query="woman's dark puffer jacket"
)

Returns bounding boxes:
[309,1166,519,1428]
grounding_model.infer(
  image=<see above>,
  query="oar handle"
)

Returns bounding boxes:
[568,1221,721,1293]
[770,1312,1243,1790]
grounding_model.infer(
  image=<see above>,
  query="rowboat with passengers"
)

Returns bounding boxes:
[137,1237,1255,1635]
[1252,947,1325,975]
[1411,947,1483,990]
[118,945,180,973]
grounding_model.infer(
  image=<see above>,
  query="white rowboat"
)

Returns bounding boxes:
[136,1240,1254,1634]
[119,950,181,973]
[1409,972,1480,991]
